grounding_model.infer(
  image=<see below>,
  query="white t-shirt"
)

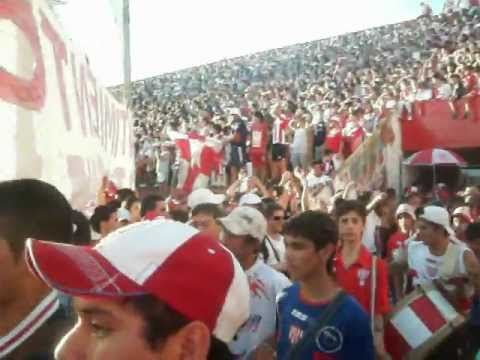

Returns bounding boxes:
[305,173,331,189]
[436,83,452,100]
[291,128,308,154]
[416,89,433,101]
[407,239,470,289]
[229,259,291,359]
[264,234,286,266]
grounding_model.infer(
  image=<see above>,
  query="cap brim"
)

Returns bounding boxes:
[418,216,456,238]
[26,239,145,298]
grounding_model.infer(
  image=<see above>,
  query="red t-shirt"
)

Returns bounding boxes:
[464,73,478,93]
[325,131,342,153]
[334,246,390,316]
[250,122,268,152]
[387,231,408,259]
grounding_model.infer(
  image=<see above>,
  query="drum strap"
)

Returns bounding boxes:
[370,255,377,334]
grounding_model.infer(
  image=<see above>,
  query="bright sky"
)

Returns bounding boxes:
[55,0,445,87]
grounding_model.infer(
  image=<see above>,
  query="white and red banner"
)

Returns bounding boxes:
[0,0,134,209]
[334,111,403,193]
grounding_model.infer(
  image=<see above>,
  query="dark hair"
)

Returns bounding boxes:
[71,210,92,245]
[335,200,367,222]
[386,188,397,200]
[127,295,233,359]
[284,211,337,250]
[466,222,480,242]
[262,202,284,219]
[311,159,324,167]
[253,111,265,122]
[125,196,140,211]
[108,199,122,211]
[141,195,165,217]
[117,188,136,203]
[283,211,337,273]
[192,203,224,219]
[169,209,189,223]
[0,179,73,257]
[90,205,117,233]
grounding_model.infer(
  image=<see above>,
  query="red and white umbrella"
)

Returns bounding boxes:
[403,148,467,166]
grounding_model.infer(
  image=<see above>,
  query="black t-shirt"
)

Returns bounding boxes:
[230,118,248,147]
[452,82,466,101]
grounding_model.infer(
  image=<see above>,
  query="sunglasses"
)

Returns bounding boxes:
[272,216,285,221]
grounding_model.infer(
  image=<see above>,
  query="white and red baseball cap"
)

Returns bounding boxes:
[25,220,249,343]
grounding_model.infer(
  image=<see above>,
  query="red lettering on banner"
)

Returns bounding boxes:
[41,12,71,130]
[0,0,46,110]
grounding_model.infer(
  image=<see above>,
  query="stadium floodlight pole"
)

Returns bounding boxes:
[123,0,132,109]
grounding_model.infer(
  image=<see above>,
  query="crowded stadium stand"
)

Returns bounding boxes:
[109,3,480,193]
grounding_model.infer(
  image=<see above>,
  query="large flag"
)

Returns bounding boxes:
[169,131,223,193]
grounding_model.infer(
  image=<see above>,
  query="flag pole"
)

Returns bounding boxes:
[123,0,131,109]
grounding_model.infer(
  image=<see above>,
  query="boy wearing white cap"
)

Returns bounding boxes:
[407,206,480,311]
[403,206,480,359]
[218,207,291,359]
[25,220,250,359]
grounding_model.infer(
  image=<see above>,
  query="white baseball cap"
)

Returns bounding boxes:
[25,220,249,343]
[187,188,225,210]
[419,206,454,237]
[218,206,267,242]
[238,193,262,206]
[395,204,416,220]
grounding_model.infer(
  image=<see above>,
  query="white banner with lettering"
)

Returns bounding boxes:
[0,0,134,209]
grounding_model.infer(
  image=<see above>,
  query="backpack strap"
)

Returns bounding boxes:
[286,291,347,360]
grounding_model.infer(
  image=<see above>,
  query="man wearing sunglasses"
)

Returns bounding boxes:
[263,202,287,271]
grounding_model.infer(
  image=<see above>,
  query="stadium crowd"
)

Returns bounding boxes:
[116,2,480,192]
[3,2,480,360]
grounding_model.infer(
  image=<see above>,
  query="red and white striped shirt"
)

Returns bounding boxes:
[272,117,289,144]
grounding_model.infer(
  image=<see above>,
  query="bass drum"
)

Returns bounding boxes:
[385,283,465,360]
